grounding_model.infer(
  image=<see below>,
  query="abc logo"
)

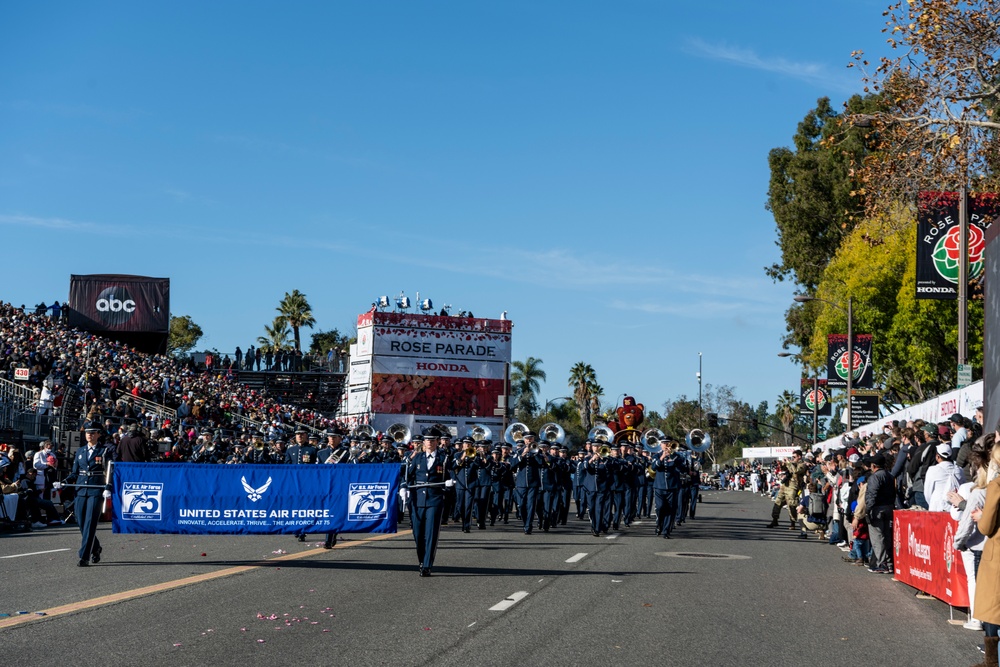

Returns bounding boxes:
[95,286,137,326]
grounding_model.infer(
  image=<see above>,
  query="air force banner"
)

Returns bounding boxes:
[112,463,401,535]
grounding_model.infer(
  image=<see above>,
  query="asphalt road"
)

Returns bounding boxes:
[0,490,982,666]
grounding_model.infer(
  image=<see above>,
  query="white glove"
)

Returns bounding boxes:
[102,490,112,500]
[444,479,455,488]
[399,489,409,501]
[53,482,63,490]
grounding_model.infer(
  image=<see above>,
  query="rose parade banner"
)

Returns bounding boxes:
[800,379,831,416]
[112,463,401,535]
[826,334,874,389]
[916,191,998,299]
[893,510,968,607]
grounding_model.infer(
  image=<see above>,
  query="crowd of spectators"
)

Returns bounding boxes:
[717,409,997,650]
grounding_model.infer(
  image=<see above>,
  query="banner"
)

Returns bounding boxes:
[373,356,506,380]
[67,274,170,333]
[916,191,998,299]
[800,379,831,416]
[893,510,969,607]
[112,462,401,535]
[370,373,504,417]
[827,334,874,388]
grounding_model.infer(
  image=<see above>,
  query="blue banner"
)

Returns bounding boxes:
[112,463,401,535]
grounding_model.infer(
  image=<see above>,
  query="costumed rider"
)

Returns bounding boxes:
[54,425,112,566]
[400,429,455,577]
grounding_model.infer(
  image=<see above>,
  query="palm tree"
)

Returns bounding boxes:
[275,289,316,352]
[258,318,292,353]
[568,362,597,430]
[588,382,604,420]
[776,390,798,446]
[510,357,546,422]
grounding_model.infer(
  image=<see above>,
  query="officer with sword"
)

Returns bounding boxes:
[54,425,113,567]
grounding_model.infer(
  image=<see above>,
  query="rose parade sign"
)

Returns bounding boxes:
[916,191,998,299]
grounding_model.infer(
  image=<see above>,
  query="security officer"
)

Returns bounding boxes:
[286,427,318,542]
[55,426,112,566]
[651,442,683,538]
[401,430,455,576]
[510,431,545,535]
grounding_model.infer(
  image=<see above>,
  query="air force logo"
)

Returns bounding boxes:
[241,476,272,502]
[122,482,163,521]
[348,483,389,522]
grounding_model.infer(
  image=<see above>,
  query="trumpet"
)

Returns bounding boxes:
[598,445,611,458]
[463,445,477,458]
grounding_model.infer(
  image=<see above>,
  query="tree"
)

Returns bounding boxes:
[842,0,1000,222]
[510,357,546,422]
[167,315,202,358]
[275,290,316,352]
[258,318,292,353]
[806,209,983,402]
[775,391,798,446]
[309,329,351,357]
[767,95,885,354]
[568,362,597,430]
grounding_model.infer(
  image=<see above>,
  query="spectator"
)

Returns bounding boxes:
[970,421,1000,667]
[864,453,896,574]
[926,442,966,512]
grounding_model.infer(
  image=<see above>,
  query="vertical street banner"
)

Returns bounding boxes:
[112,462,401,535]
[826,334,874,389]
[916,191,998,299]
[799,379,831,416]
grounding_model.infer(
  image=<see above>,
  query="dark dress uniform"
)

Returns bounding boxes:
[287,435,318,542]
[65,441,112,565]
[652,450,682,538]
[474,453,494,529]
[404,450,453,575]
[452,448,481,533]
[584,454,613,535]
[510,445,545,535]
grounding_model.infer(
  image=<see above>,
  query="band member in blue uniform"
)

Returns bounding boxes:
[55,426,112,566]
[585,444,614,536]
[575,441,592,519]
[651,442,683,538]
[536,442,559,532]
[287,427,318,542]
[556,446,573,525]
[402,430,455,576]
[452,437,481,533]
[509,431,545,535]
[473,442,494,530]
[489,446,511,526]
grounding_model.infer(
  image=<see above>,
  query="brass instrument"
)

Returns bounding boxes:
[588,425,614,444]
[640,428,667,455]
[463,445,477,458]
[539,422,566,445]
[468,424,493,442]
[686,429,712,453]
[387,423,412,445]
[352,424,377,440]
[504,422,529,446]
[598,445,611,458]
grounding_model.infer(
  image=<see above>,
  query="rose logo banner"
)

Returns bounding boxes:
[112,463,401,535]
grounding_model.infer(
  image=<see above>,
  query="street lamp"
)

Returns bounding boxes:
[697,352,703,428]
[778,352,819,446]
[792,294,854,432]
[543,396,573,415]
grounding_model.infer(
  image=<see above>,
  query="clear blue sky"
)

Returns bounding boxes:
[0,1,885,415]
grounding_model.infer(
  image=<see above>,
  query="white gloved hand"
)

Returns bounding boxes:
[102,490,112,499]
[444,479,455,488]
[399,489,409,501]
[53,482,63,490]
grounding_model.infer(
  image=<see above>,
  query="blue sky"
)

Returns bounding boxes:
[0,1,885,415]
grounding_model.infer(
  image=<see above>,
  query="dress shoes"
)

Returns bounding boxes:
[78,559,89,567]
[297,534,306,542]
[324,535,337,549]
[419,568,431,577]
[91,547,102,564]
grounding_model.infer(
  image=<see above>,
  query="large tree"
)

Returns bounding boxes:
[275,289,316,352]
[258,318,292,353]
[510,357,546,422]
[842,0,1000,221]
[167,315,203,358]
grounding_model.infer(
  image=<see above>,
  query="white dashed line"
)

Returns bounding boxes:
[490,591,529,611]
[467,622,477,628]
[605,533,619,540]
[565,553,588,563]
[0,548,70,559]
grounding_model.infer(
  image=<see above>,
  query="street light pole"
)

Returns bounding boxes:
[698,352,703,428]
[846,296,853,432]
[958,187,968,366]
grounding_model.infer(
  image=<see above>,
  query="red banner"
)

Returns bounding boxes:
[893,510,969,607]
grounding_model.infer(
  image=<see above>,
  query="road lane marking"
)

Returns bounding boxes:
[0,549,71,559]
[467,622,476,628]
[605,533,619,540]
[489,591,529,611]
[565,553,588,563]
[0,531,409,631]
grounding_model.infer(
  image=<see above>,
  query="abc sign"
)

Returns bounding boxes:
[95,286,137,326]
[96,297,136,313]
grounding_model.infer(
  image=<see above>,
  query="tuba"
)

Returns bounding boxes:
[468,424,493,443]
[539,422,566,445]
[640,428,667,455]
[587,424,614,444]
[504,422,529,446]
[386,423,412,445]
[352,424,377,440]
[686,429,712,453]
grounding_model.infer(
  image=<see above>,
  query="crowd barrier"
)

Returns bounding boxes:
[893,510,969,608]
